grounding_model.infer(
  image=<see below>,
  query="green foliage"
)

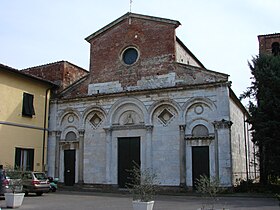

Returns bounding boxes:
[241,54,280,184]
[195,175,221,210]
[5,165,23,193]
[126,163,159,202]
[196,175,220,199]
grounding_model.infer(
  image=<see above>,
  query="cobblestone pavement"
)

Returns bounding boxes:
[0,191,279,210]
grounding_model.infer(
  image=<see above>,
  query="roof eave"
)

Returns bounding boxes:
[0,63,58,88]
[85,12,181,42]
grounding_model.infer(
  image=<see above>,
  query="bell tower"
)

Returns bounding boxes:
[258,33,280,56]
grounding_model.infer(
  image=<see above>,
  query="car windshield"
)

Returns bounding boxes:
[34,173,47,180]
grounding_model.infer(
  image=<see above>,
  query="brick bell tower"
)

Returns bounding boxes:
[258,33,280,56]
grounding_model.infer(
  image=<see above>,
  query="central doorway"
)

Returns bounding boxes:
[118,137,140,188]
[192,146,210,190]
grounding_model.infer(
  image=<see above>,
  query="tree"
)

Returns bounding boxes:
[241,54,280,184]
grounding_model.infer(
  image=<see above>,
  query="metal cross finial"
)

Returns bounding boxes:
[130,0,133,13]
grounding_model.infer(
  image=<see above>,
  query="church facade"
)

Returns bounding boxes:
[25,13,258,189]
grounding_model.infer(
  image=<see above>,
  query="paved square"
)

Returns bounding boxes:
[0,191,279,210]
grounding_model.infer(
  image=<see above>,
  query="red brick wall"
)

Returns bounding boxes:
[258,33,280,54]
[23,61,88,92]
[88,17,177,87]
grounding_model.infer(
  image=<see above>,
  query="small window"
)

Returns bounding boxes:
[272,42,280,56]
[65,131,77,141]
[22,92,35,117]
[122,47,139,65]
[192,124,209,137]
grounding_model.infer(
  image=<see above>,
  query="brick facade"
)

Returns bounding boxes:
[258,33,280,55]
[22,61,88,92]
[86,13,180,87]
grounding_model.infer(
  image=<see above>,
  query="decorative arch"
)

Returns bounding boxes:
[192,124,209,137]
[82,105,107,129]
[183,97,216,112]
[107,97,148,126]
[65,131,77,141]
[61,126,79,141]
[59,108,81,127]
[186,118,214,136]
[83,105,107,121]
[183,97,216,121]
[148,99,182,125]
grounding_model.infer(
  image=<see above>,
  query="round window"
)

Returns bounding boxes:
[122,47,139,65]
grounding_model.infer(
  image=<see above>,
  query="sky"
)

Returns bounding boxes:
[1,0,279,102]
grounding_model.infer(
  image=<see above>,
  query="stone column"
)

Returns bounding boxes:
[213,119,233,186]
[55,131,61,178]
[104,127,112,184]
[179,125,186,186]
[145,125,153,169]
[47,131,56,177]
[78,129,85,184]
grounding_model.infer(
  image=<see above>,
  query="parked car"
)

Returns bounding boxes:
[21,172,50,196]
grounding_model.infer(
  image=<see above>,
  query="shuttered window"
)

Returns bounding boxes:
[15,148,34,171]
[22,92,35,117]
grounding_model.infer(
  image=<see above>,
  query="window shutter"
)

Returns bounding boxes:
[15,148,21,169]
[27,149,34,171]
[22,93,35,117]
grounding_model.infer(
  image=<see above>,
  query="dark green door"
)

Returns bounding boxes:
[192,146,209,189]
[118,137,140,188]
[64,150,75,186]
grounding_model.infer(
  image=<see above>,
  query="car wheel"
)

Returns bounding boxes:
[36,192,43,196]
[25,192,29,196]
[52,188,56,192]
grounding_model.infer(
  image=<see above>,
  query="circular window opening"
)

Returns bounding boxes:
[122,47,139,65]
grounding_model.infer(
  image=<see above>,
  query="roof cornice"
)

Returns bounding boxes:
[85,12,181,42]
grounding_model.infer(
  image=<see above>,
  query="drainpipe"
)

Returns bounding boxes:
[243,114,249,181]
[42,88,51,172]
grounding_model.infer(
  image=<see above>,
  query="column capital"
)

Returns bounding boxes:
[179,124,186,131]
[56,131,61,137]
[145,125,153,131]
[213,119,233,129]
[103,126,112,134]
[78,129,85,136]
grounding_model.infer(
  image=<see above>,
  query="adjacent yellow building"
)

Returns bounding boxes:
[0,64,56,172]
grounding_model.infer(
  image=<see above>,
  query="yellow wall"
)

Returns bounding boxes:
[0,70,51,171]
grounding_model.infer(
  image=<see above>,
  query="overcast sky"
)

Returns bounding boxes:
[1,0,279,100]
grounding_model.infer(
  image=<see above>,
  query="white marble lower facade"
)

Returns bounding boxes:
[47,83,256,188]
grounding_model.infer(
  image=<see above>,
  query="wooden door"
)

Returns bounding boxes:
[64,150,75,186]
[118,137,140,188]
[192,146,209,189]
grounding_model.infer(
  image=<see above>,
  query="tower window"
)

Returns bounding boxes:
[272,42,280,56]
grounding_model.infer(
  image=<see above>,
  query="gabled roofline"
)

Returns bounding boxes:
[57,74,89,97]
[85,12,181,42]
[176,37,205,68]
[175,62,229,78]
[0,63,58,87]
[22,60,88,73]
